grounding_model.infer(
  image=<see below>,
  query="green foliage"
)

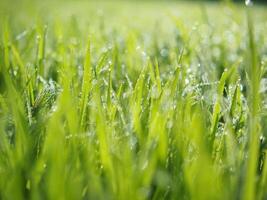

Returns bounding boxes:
[0,1,267,200]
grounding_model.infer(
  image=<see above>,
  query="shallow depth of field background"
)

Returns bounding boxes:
[0,0,267,200]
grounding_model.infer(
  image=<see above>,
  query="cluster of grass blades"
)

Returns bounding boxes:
[0,0,267,199]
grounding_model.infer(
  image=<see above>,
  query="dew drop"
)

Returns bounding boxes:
[260,78,267,93]
[151,85,160,99]
[185,78,189,85]
[167,120,173,129]
[160,48,168,57]
[141,160,148,170]
[142,51,147,58]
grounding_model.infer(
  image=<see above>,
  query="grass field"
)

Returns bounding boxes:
[0,0,267,199]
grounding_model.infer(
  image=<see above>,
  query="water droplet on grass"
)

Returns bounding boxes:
[167,120,173,129]
[260,78,267,93]
[142,51,147,58]
[160,48,168,57]
[185,78,189,85]
[141,160,148,170]
[16,30,28,41]
[151,85,160,98]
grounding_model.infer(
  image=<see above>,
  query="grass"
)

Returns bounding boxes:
[0,0,267,199]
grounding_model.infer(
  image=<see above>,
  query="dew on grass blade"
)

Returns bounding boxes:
[160,48,168,57]
[2,1,267,200]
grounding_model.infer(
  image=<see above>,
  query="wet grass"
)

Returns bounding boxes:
[0,1,267,199]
